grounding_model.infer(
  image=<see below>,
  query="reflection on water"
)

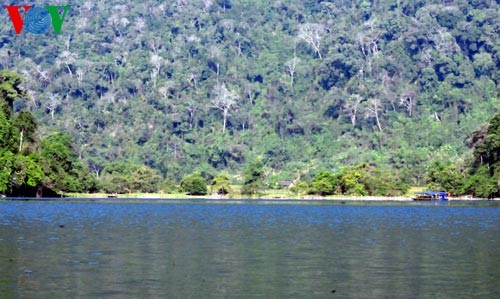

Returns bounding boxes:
[1,200,499,298]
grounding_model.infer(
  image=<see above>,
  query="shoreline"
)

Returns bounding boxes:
[2,192,496,202]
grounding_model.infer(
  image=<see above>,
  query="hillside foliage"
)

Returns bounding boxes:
[0,71,94,195]
[0,1,498,193]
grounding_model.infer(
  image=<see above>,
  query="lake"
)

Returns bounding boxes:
[1,199,499,298]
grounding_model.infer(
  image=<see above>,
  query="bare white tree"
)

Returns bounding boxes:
[119,17,130,27]
[150,69,159,88]
[75,68,84,86]
[399,90,416,117]
[134,17,146,33]
[212,83,239,133]
[244,82,259,106]
[208,45,223,81]
[35,65,50,82]
[420,47,433,66]
[56,50,77,77]
[356,32,381,57]
[432,28,460,55]
[158,81,175,100]
[185,100,198,129]
[285,57,300,87]
[344,94,363,127]
[82,1,94,11]
[75,17,88,30]
[365,98,384,132]
[46,95,62,120]
[298,23,325,59]
[149,51,163,88]
[25,90,38,110]
[150,53,163,72]
[203,0,213,12]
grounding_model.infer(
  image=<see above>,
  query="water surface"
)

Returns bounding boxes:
[1,200,499,298]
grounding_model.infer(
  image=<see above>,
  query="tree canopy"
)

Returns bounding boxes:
[1,71,94,196]
[0,1,498,196]
[181,173,208,195]
[463,113,500,197]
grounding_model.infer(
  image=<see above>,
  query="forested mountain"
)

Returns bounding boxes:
[1,0,498,185]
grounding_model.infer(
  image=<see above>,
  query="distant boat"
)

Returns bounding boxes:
[412,191,449,201]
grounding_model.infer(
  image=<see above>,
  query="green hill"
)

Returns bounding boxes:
[1,0,498,186]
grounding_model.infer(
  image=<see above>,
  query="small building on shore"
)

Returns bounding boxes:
[278,180,296,189]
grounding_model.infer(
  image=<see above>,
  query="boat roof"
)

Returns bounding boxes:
[415,191,447,195]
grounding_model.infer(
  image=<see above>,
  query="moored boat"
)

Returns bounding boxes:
[413,191,449,201]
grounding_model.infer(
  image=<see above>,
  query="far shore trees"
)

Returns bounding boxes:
[462,113,499,198]
[211,174,231,195]
[1,71,95,196]
[1,2,499,198]
[100,162,161,194]
[181,173,207,195]
[242,160,264,195]
[309,165,410,196]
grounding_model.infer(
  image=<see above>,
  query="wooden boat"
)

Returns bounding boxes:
[412,191,448,201]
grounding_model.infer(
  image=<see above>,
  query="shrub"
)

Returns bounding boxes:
[211,174,231,195]
[181,173,207,195]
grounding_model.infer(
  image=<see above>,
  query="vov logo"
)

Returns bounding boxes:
[5,5,70,35]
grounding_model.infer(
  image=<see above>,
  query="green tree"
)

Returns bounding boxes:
[462,166,497,198]
[181,173,207,195]
[0,102,17,153]
[464,113,500,197]
[13,110,38,153]
[211,174,231,195]
[40,132,94,193]
[0,150,15,193]
[0,70,26,116]
[241,160,264,195]
[290,180,309,195]
[100,175,130,194]
[160,178,178,194]
[129,166,162,193]
[339,167,366,196]
[310,171,336,196]
[471,113,500,171]
[100,162,161,193]
[10,154,43,191]
[425,161,465,195]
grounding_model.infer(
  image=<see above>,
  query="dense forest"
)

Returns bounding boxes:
[0,1,499,197]
[0,70,95,196]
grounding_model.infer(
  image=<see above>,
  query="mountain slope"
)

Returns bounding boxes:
[1,0,498,183]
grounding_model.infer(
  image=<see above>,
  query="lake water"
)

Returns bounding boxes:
[1,199,499,298]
